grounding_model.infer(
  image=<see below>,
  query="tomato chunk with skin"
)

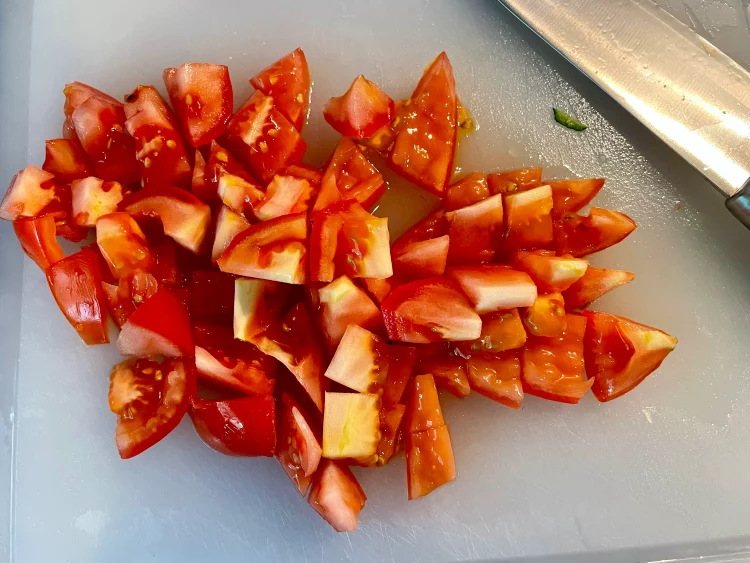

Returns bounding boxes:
[446,193,504,265]
[117,288,193,358]
[13,215,65,270]
[325,325,389,393]
[521,313,593,404]
[277,393,323,495]
[190,396,275,457]
[218,212,308,284]
[46,249,109,345]
[316,137,386,211]
[102,281,135,328]
[390,209,449,256]
[457,308,527,355]
[382,277,482,343]
[0,166,56,221]
[212,205,251,263]
[487,167,542,195]
[583,311,677,402]
[548,178,605,215]
[406,425,456,500]
[96,212,154,279]
[308,459,367,532]
[383,344,418,405]
[403,374,445,433]
[164,63,233,147]
[372,404,406,466]
[512,250,588,293]
[42,138,93,182]
[71,177,123,227]
[563,267,635,309]
[194,345,275,397]
[522,293,567,337]
[316,275,382,350]
[503,184,554,251]
[216,171,265,216]
[554,207,637,257]
[389,52,457,195]
[447,265,537,314]
[109,357,193,459]
[251,48,310,131]
[234,278,292,342]
[255,174,313,221]
[467,352,523,409]
[419,354,471,398]
[392,235,450,280]
[444,172,489,211]
[323,75,395,139]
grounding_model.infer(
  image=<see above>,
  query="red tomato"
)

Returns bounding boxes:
[250,48,310,131]
[548,178,605,215]
[0,166,56,220]
[101,281,135,328]
[583,311,677,402]
[191,149,208,195]
[123,186,212,253]
[382,344,418,405]
[63,81,121,119]
[308,459,367,532]
[447,265,537,314]
[254,174,313,221]
[389,52,457,195]
[392,234,450,280]
[522,293,567,337]
[164,63,233,147]
[502,184,554,251]
[149,239,183,288]
[390,209,449,256]
[444,172,489,211]
[277,393,323,495]
[357,276,397,306]
[323,75,395,139]
[315,275,382,350]
[109,357,194,459]
[511,250,588,293]
[419,354,471,398]
[13,215,65,270]
[382,277,481,343]
[216,171,264,217]
[373,404,406,466]
[554,207,637,257]
[189,270,235,322]
[190,396,276,457]
[487,167,542,195]
[42,138,93,183]
[403,374,445,433]
[96,212,154,280]
[466,352,523,409]
[406,425,456,500]
[71,177,123,227]
[457,308,527,355]
[563,266,635,309]
[46,248,109,345]
[222,90,306,182]
[218,212,308,284]
[117,288,193,357]
[285,164,322,190]
[316,137,385,211]
[71,95,139,184]
[212,206,251,262]
[200,141,260,203]
[521,313,593,404]
[233,278,294,343]
[446,193,504,264]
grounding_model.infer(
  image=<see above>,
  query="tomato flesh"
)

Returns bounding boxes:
[406,426,456,500]
[502,184,554,251]
[563,266,635,309]
[457,308,527,355]
[316,137,385,211]
[447,265,537,314]
[390,209,449,256]
[42,138,93,183]
[392,235,450,280]
[554,207,637,257]
[382,344,418,405]
[250,48,310,131]
[71,177,123,227]
[512,250,588,293]
[487,167,542,195]
[323,75,394,139]
[277,393,323,495]
[419,353,471,398]
[522,293,567,337]
[316,275,382,350]
[308,459,366,532]
[444,172,489,211]
[446,193,504,264]
[467,352,523,409]
[0,166,56,221]
[96,212,154,280]
[548,178,605,215]
[13,214,65,270]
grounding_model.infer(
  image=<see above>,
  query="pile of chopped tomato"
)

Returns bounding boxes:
[0,49,677,533]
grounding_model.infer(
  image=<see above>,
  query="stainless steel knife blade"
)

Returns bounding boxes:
[497,0,750,228]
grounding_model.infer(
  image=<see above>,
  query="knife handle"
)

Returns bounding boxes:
[726,183,750,229]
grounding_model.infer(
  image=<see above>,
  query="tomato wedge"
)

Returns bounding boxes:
[250,48,310,131]
[446,193,504,264]
[323,75,394,139]
[521,313,593,404]
[548,178,605,215]
[46,248,109,345]
[316,275,382,350]
[373,404,406,466]
[512,250,588,293]
[109,357,194,459]
[554,207,637,257]
[583,311,677,402]
[71,177,123,227]
[522,293,567,337]
[392,235,450,280]
[42,138,93,182]
[419,353,471,398]
[164,63,233,147]
[325,325,389,393]
[447,265,537,314]
[389,52,457,195]
[382,277,482,343]
[212,205,251,262]
[403,374,445,433]
[382,344,418,405]
[316,137,385,211]
[406,426,456,500]
[96,212,154,279]
[563,266,635,309]
[277,393,323,495]
[13,214,65,270]
[502,184,554,251]
[444,172,489,211]
[466,352,523,409]
[190,396,276,457]
[308,460,366,532]
[487,167,542,195]
[0,166,56,220]
[117,288,193,358]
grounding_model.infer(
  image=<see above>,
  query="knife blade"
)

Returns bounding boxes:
[497,0,750,228]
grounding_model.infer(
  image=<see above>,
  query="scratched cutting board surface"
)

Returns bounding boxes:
[4,0,750,561]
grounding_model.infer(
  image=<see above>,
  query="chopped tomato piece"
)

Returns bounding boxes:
[389,52,457,195]
[548,178,605,215]
[522,293,567,337]
[447,265,537,314]
[109,357,193,459]
[406,425,456,500]
[234,278,292,342]
[325,325,389,393]
[323,75,394,139]
[583,311,677,402]
[467,352,523,409]
[322,392,381,461]
[403,374,445,433]
[382,344,418,405]
[308,460,366,532]
[218,212,308,284]
[390,209,449,256]
[554,207,637,257]
[457,308,527,355]
[96,212,153,279]
[212,205,251,262]
[164,63,233,147]
[444,172,489,211]
[357,276,397,306]
[117,288,193,358]
[373,404,406,466]
[63,81,121,119]
[392,234,449,280]
[222,90,306,182]
[191,149,207,196]
[316,275,381,349]
[46,248,109,345]
[123,186,212,253]
[277,393,323,495]
[190,396,275,456]
[71,177,123,226]
[194,345,275,396]
[0,166,56,220]
[521,313,593,404]
[250,48,310,131]
[383,277,481,343]
[487,167,542,195]
[42,138,93,182]
[255,174,313,221]
[195,141,255,204]
[512,250,588,293]
[419,354,471,398]
[189,270,235,322]
[446,193,504,264]
[101,281,135,328]
[316,138,385,211]
[216,171,264,216]
[13,215,65,270]
[563,267,635,309]
[502,184,554,251]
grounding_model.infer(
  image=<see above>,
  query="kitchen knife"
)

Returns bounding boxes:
[497,0,750,228]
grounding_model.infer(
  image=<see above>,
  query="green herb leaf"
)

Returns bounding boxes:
[553,108,587,131]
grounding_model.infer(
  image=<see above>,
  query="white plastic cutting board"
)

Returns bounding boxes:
[3,0,750,562]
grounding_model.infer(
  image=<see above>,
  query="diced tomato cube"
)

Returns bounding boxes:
[13,214,65,270]
[63,81,121,120]
[447,265,537,314]
[255,174,313,221]
[457,308,527,355]
[71,177,123,227]
[42,138,93,183]
[444,172,489,211]
[96,212,154,279]
[250,48,310,131]
[277,393,323,495]
[392,235,450,280]
[308,460,367,532]
[325,325,389,393]
[316,275,382,350]
[406,425,456,500]
[233,278,292,343]
[554,207,637,257]
[502,184,554,251]
[315,138,385,211]
[216,172,264,216]
[212,205,251,262]
[101,281,135,328]
[323,75,394,139]
[0,166,56,221]
[512,250,588,293]
[446,193,504,264]
[194,339,275,397]
[487,167,542,195]
[563,266,635,309]
[390,208,449,256]
[548,178,605,215]
[466,352,523,409]
[522,293,567,337]
[419,353,471,398]
[357,276,398,306]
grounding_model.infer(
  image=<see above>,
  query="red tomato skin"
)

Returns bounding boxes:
[13,215,66,270]
[406,425,456,500]
[466,352,523,409]
[563,267,635,310]
[487,167,542,195]
[307,459,367,532]
[554,207,637,257]
[319,137,386,210]
[548,178,605,215]
[189,270,235,322]
[190,396,276,457]
[390,209,449,256]
[46,248,109,345]
[323,75,395,139]
[419,354,471,398]
[444,172,489,211]
[277,393,323,496]
[42,138,93,183]
[382,344,418,405]
[250,48,310,131]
